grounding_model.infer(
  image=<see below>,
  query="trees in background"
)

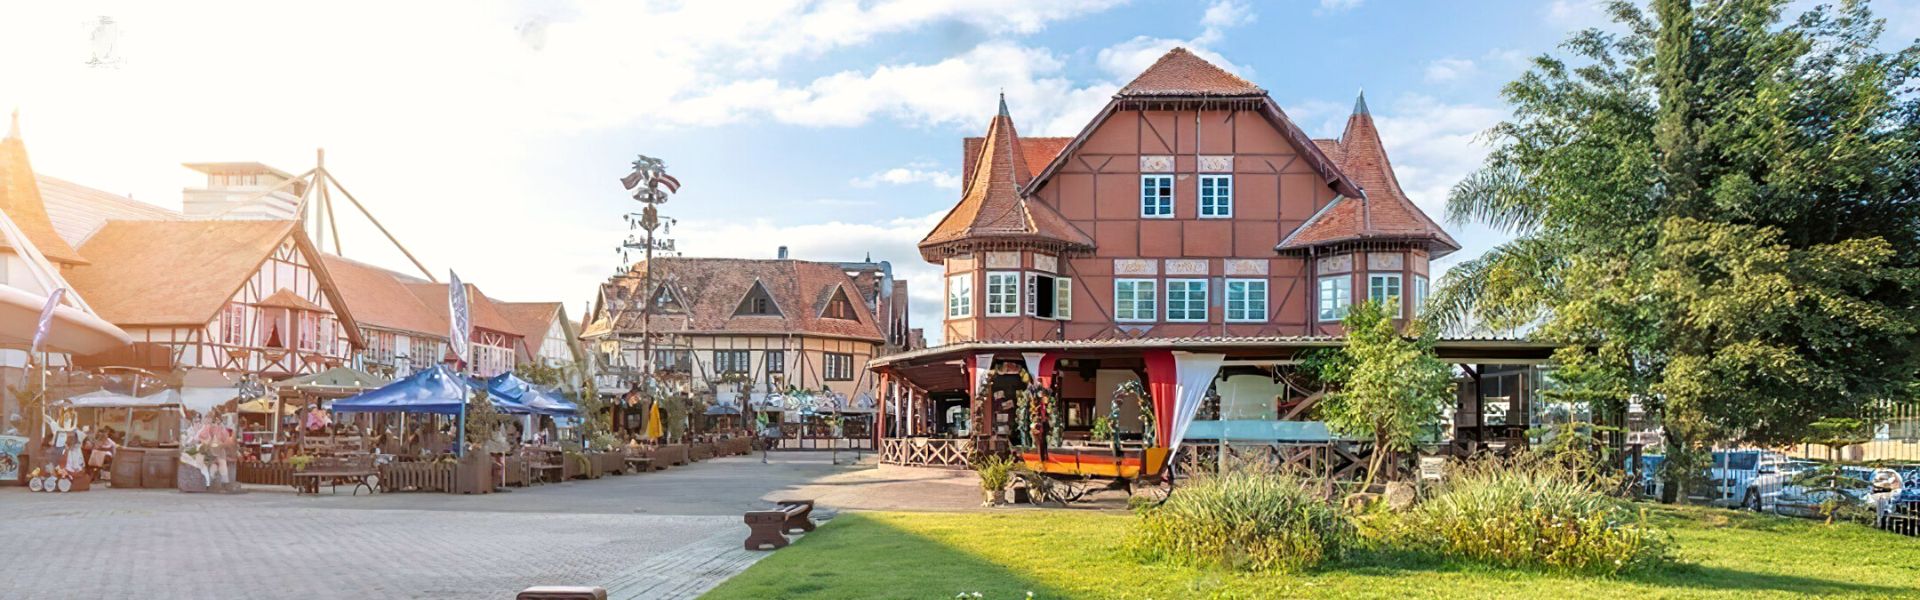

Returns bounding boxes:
[1433,0,1920,499]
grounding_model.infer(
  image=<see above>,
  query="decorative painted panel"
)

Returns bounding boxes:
[946,254,975,272]
[985,251,1020,269]
[1114,259,1158,276]
[1367,252,1405,271]
[1223,259,1268,276]
[1317,254,1353,274]
[1198,155,1233,173]
[1139,155,1174,173]
[1163,259,1208,276]
[1033,254,1058,273]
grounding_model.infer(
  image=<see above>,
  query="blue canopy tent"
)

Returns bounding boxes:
[485,372,579,417]
[330,365,532,455]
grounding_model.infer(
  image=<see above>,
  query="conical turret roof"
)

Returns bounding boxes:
[1280,92,1460,257]
[919,97,1093,262]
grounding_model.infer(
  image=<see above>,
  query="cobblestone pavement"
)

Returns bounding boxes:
[0,451,891,600]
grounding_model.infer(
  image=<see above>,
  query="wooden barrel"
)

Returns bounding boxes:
[142,449,179,490]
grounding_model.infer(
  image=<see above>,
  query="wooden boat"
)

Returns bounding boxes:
[1019,445,1168,481]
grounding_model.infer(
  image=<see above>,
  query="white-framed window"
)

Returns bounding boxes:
[714,350,752,373]
[1226,279,1268,322]
[766,351,785,373]
[1413,275,1430,315]
[1165,279,1208,322]
[946,274,973,318]
[1025,273,1073,320]
[297,311,319,352]
[1369,273,1404,318]
[985,272,1020,316]
[1318,275,1352,322]
[1115,279,1157,322]
[1199,174,1233,218]
[222,303,247,346]
[1141,174,1173,218]
[824,352,854,381]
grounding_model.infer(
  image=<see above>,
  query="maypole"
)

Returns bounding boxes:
[616,155,681,436]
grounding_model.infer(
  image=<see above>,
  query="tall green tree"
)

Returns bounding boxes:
[1319,302,1456,490]
[1435,0,1920,499]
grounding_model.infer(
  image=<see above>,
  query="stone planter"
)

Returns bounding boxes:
[562,453,586,480]
[690,443,715,461]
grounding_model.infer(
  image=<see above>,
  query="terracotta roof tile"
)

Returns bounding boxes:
[36,174,182,248]
[586,257,883,342]
[963,136,1070,185]
[1117,47,1263,97]
[1280,96,1460,256]
[920,107,1093,261]
[67,220,300,325]
[255,288,328,312]
[319,254,446,337]
[0,127,88,265]
[405,281,519,336]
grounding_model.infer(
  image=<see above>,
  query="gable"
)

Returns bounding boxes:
[67,219,298,325]
[819,284,857,321]
[733,280,783,317]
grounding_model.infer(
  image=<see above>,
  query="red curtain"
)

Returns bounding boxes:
[1143,350,1176,444]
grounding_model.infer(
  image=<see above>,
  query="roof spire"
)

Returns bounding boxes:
[1353,89,1369,116]
[997,90,1009,118]
[6,108,18,139]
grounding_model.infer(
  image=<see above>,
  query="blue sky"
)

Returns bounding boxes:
[5,0,1917,342]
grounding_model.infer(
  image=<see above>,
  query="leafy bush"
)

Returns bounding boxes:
[1393,454,1671,574]
[1127,471,1353,572]
[971,455,1017,492]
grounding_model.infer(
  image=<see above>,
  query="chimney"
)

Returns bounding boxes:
[777,246,789,260]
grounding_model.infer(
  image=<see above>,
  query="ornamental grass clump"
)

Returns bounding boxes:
[1127,470,1353,572]
[1398,455,1671,574]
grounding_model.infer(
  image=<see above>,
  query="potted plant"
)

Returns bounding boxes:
[289,455,314,472]
[972,455,1016,506]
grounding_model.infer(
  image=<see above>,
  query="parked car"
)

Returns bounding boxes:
[1746,464,1880,517]
[1878,468,1919,536]
[1706,450,1790,507]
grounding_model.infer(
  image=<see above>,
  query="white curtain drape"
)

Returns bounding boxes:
[972,354,994,392]
[1020,352,1045,381]
[1167,352,1226,460]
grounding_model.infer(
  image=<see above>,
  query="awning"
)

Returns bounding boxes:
[332,364,478,415]
[484,372,578,417]
[59,389,180,409]
[0,285,130,355]
[275,366,389,392]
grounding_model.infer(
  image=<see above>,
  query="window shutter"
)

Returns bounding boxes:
[1056,277,1072,320]
[1025,272,1038,316]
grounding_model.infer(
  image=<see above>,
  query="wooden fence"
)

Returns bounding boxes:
[879,437,973,468]
[379,461,455,493]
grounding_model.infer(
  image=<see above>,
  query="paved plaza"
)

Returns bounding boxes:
[0,451,979,600]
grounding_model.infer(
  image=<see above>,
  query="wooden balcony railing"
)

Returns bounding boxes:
[879,437,974,468]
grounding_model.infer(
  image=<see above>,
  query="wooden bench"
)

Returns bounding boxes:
[516,585,606,599]
[293,456,378,496]
[743,499,816,550]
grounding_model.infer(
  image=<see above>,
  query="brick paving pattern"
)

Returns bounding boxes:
[0,452,882,600]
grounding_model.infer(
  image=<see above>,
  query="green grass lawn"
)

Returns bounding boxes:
[705,505,1920,599]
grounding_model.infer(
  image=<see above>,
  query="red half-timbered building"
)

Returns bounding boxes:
[873,48,1552,473]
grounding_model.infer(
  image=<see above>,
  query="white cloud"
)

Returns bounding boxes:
[1543,0,1611,30]
[852,165,961,189]
[1319,0,1364,13]
[1197,0,1256,45]
[1369,94,1506,219]
[1423,57,1476,83]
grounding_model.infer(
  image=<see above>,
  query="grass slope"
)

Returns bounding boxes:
[705,506,1920,599]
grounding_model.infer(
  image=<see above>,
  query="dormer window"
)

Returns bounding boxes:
[822,286,857,320]
[733,281,782,317]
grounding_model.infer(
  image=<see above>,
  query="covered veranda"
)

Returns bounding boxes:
[868,336,1559,479]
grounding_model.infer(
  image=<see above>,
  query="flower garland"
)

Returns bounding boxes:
[1115,380,1154,447]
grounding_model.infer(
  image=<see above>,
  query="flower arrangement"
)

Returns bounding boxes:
[1115,380,1153,446]
[289,455,315,471]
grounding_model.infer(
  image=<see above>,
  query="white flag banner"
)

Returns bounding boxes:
[448,271,470,365]
[30,288,66,355]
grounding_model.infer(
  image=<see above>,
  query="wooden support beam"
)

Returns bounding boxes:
[323,168,438,282]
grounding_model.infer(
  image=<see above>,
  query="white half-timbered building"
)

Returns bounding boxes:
[64,219,360,377]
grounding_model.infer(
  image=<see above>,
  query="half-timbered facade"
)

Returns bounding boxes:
[319,254,450,378]
[878,48,1550,471]
[64,219,360,376]
[581,256,906,409]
